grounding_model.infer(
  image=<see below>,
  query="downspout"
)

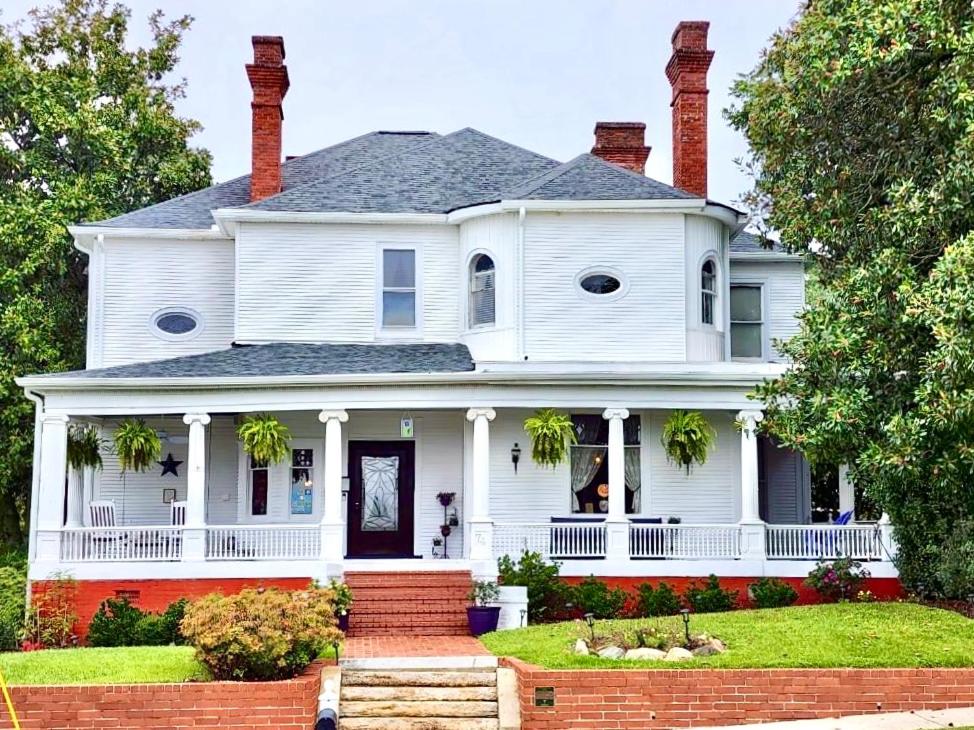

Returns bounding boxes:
[517,206,526,360]
[22,390,44,606]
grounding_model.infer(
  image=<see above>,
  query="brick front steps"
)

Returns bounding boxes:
[344,570,472,637]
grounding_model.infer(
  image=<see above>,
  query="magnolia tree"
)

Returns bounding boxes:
[728,0,974,594]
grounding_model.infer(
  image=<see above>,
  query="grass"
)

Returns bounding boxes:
[0,646,209,685]
[481,603,974,670]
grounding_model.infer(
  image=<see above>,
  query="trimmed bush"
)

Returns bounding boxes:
[498,551,570,623]
[684,575,738,613]
[180,586,342,681]
[88,597,189,647]
[805,557,870,602]
[636,581,682,617]
[748,577,799,609]
[571,576,628,619]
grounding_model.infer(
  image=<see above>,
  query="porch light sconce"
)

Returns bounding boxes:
[511,443,522,473]
[680,608,691,645]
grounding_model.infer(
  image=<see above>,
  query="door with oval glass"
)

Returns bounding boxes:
[346,441,416,557]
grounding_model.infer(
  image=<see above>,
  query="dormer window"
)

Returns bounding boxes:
[469,254,495,327]
[701,258,717,326]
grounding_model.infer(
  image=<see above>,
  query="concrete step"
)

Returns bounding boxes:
[339,719,499,730]
[341,700,499,718]
[342,685,498,702]
[344,670,496,687]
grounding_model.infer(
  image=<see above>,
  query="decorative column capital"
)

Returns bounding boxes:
[737,409,764,435]
[182,413,211,426]
[602,408,630,421]
[466,407,496,423]
[318,409,349,424]
[40,413,70,426]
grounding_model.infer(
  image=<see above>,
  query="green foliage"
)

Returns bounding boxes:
[88,597,188,647]
[326,579,353,615]
[936,521,974,599]
[497,551,570,623]
[805,558,871,602]
[684,575,738,613]
[570,576,628,619]
[112,419,161,473]
[66,425,104,470]
[469,580,500,607]
[236,414,291,465]
[727,0,974,592]
[180,586,342,681]
[23,573,78,648]
[660,411,716,474]
[0,565,26,651]
[522,409,577,468]
[748,578,798,609]
[635,581,682,617]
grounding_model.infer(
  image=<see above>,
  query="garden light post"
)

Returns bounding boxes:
[681,608,691,645]
[584,612,596,643]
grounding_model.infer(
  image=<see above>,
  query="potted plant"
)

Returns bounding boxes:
[67,424,104,471]
[236,413,291,464]
[436,492,455,507]
[523,409,577,468]
[328,579,353,633]
[112,419,161,473]
[660,410,716,474]
[467,580,501,636]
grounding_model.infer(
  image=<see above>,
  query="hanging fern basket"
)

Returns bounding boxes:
[113,419,162,473]
[236,414,292,464]
[523,409,577,469]
[67,424,105,471]
[661,410,716,474]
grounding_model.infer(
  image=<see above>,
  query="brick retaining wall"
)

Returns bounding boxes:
[502,657,974,729]
[5,661,323,729]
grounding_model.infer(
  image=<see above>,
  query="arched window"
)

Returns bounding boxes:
[701,259,717,326]
[469,254,496,327]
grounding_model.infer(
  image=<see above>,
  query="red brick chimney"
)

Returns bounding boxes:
[665,21,714,198]
[591,122,651,175]
[246,36,290,202]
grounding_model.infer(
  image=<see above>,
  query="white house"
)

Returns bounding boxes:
[18,22,897,632]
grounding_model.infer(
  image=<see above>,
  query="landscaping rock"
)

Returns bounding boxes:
[573,639,589,656]
[692,644,720,657]
[597,646,625,660]
[663,647,693,662]
[624,648,666,661]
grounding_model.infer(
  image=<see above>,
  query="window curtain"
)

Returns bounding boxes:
[570,447,606,511]
[624,448,642,513]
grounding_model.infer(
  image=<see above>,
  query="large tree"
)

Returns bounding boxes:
[728,0,974,592]
[0,0,211,545]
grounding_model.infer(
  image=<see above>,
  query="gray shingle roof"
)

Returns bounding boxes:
[43,342,475,379]
[730,230,787,254]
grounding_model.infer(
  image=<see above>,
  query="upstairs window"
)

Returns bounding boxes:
[469,254,495,327]
[701,259,717,326]
[381,249,416,328]
[730,285,764,359]
[150,307,202,341]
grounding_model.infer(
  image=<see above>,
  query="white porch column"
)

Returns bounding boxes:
[36,413,69,562]
[318,410,349,565]
[602,408,630,561]
[182,413,210,561]
[737,409,766,560]
[65,466,83,528]
[838,464,855,518]
[466,408,496,564]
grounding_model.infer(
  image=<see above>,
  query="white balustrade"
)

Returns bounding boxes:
[60,527,183,562]
[493,522,607,561]
[629,524,742,559]
[765,524,886,561]
[205,525,321,561]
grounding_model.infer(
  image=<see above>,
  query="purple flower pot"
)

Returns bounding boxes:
[337,611,350,633]
[467,606,501,636]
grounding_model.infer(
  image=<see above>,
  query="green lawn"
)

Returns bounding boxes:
[481,603,974,670]
[0,646,208,685]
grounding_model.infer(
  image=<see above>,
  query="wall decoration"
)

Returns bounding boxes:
[158,453,183,477]
[162,488,176,504]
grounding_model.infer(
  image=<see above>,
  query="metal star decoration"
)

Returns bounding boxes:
[158,453,183,477]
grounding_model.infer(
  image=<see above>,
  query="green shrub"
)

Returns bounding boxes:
[570,576,628,619]
[935,521,974,599]
[748,577,798,609]
[88,597,143,647]
[0,565,25,651]
[180,586,342,681]
[805,557,870,602]
[497,551,570,623]
[684,575,738,613]
[23,573,78,649]
[159,598,188,645]
[636,581,682,617]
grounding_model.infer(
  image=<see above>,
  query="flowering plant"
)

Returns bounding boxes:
[804,557,870,602]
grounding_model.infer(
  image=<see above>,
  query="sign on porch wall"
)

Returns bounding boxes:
[400,416,414,438]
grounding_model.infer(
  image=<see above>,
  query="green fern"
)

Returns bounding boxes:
[661,410,716,474]
[523,409,577,469]
[236,414,291,464]
[67,425,104,470]
[113,419,161,473]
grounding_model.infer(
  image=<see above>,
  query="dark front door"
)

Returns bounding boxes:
[347,441,416,557]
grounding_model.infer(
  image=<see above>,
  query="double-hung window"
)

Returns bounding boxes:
[730,285,764,359]
[381,248,416,329]
[469,254,496,327]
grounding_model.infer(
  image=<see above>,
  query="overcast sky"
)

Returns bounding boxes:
[5,0,801,206]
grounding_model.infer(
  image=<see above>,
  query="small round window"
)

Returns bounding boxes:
[151,308,202,340]
[579,273,621,295]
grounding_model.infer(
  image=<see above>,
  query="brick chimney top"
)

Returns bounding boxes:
[665,21,714,198]
[591,122,651,175]
[246,35,290,202]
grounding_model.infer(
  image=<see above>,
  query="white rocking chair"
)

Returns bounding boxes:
[87,500,124,558]
[170,500,187,526]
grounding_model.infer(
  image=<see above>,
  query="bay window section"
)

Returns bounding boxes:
[730,285,764,359]
[569,414,641,514]
[381,248,416,328]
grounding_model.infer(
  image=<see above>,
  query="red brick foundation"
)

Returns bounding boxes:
[7,661,323,730]
[31,577,313,640]
[503,657,974,729]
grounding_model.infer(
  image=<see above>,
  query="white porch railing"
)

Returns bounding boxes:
[765,524,887,561]
[494,522,607,561]
[630,524,742,559]
[60,526,183,562]
[205,525,321,561]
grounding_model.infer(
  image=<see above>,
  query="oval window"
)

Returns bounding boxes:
[151,308,202,340]
[579,273,622,295]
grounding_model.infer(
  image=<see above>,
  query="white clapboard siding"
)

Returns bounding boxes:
[95,238,235,368]
[235,222,460,343]
[730,260,805,362]
[685,215,727,362]
[521,212,686,361]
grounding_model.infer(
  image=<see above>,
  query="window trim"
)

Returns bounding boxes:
[729,281,768,361]
[574,266,630,303]
[246,454,271,521]
[376,244,423,337]
[699,255,719,328]
[467,251,497,330]
[149,306,204,342]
